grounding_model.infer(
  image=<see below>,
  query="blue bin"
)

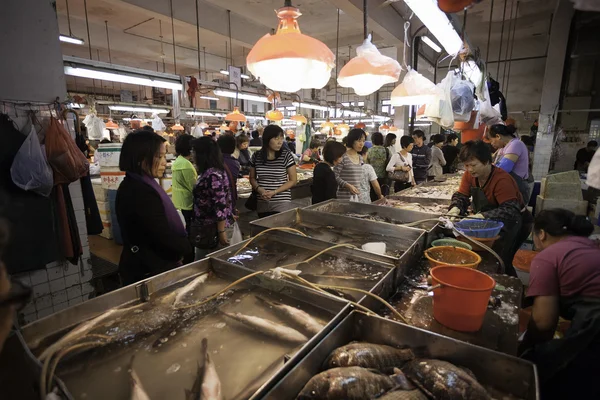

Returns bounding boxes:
[107,189,123,245]
[455,219,504,239]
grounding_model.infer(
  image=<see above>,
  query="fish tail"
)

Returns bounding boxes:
[255,295,281,307]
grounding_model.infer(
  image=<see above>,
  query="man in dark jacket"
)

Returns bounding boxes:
[249,130,262,147]
[411,130,432,184]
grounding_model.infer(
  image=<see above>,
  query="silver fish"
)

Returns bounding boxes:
[130,356,151,400]
[200,338,223,400]
[256,296,324,336]
[172,273,209,306]
[222,312,308,343]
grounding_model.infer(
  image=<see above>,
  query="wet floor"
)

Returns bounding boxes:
[44,273,335,400]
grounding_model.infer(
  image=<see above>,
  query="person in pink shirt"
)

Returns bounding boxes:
[520,208,600,400]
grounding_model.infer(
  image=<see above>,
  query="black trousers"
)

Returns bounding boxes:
[394,181,412,193]
[181,209,194,265]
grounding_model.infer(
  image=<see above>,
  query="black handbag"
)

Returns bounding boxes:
[245,191,258,211]
[189,221,218,249]
[387,153,410,182]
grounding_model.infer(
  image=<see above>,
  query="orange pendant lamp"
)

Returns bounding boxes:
[266,109,284,121]
[291,114,307,124]
[171,123,184,131]
[321,118,335,131]
[355,122,366,129]
[246,1,335,92]
[380,123,390,132]
[225,106,247,122]
[337,122,350,134]
[438,0,481,13]
[105,119,118,129]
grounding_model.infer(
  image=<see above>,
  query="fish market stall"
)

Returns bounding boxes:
[18,258,348,400]
[250,208,426,272]
[373,196,452,215]
[237,169,313,200]
[263,311,539,399]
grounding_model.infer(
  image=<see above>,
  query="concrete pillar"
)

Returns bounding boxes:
[532,0,575,179]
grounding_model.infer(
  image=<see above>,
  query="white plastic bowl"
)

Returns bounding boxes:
[361,242,386,255]
[514,267,530,286]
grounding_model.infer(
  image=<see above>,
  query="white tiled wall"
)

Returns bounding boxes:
[13,180,93,326]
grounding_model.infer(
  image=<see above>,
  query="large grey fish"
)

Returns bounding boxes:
[404,359,492,400]
[296,366,396,400]
[255,296,324,336]
[185,338,223,400]
[324,342,415,373]
[222,312,308,343]
[377,389,429,400]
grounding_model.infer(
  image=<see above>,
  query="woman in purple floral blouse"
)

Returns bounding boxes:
[191,137,235,259]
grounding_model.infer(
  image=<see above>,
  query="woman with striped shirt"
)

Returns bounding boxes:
[250,125,298,218]
[334,129,366,200]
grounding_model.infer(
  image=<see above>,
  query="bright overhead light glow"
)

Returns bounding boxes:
[59,34,84,45]
[391,69,439,107]
[186,111,215,117]
[108,105,170,114]
[220,70,250,79]
[246,4,335,92]
[64,66,182,91]
[382,100,392,106]
[67,103,84,109]
[421,36,442,53]
[200,96,219,101]
[404,0,463,55]
[213,89,269,103]
[342,101,365,107]
[292,102,329,111]
[220,70,229,75]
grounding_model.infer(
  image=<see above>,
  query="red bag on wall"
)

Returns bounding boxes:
[45,117,89,185]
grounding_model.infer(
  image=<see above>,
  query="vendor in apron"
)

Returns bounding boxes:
[447,140,532,276]
[519,209,600,400]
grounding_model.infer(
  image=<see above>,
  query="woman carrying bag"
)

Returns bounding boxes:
[386,136,416,192]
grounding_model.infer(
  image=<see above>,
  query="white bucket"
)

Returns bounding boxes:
[361,242,386,255]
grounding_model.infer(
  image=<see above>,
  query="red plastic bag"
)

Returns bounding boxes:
[45,117,89,185]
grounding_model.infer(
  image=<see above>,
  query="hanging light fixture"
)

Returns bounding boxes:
[380,123,390,130]
[59,0,84,45]
[105,119,118,129]
[390,68,439,106]
[355,122,366,129]
[225,106,247,122]
[266,109,284,121]
[171,123,184,131]
[388,125,399,132]
[321,118,335,132]
[219,123,229,131]
[291,114,307,124]
[438,0,483,13]
[246,0,335,92]
[337,121,350,133]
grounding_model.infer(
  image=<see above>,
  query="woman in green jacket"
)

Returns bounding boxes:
[172,134,197,263]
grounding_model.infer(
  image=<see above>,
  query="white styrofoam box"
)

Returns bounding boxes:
[101,167,126,189]
[34,294,52,311]
[30,269,48,286]
[52,289,68,306]
[68,296,84,307]
[49,278,66,293]
[97,200,111,221]
[37,307,54,319]
[96,143,123,167]
[100,223,113,239]
[160,178,173,195]
[46,265,64,281]
[33,283,50,298]
[93,182,109,202]
[53,302,69,313]
[67,285,82,300]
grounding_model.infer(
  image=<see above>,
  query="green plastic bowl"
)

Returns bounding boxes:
[431,238,473,251]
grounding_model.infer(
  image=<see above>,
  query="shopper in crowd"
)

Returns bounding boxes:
[218,134,240,210]
[574,140,598,172]
[442,133,460,174]
[387,135,416,192]
[384,133,397,155]
[334,129,366,200]
[249,130,262,147]
[520,209,600,400]
[311,141,347,204]
[116,129,191,284]
[286,134,297,154]
[359,147,384,203]
[411,130,432,184]
[487,124,533,204]
[448,140,532,276]
[235,134,252,177]
[249,125,297,218]
[301,140,321,165]
[191,137,235,259]
[365,132,390,198]
[428,134,447,180]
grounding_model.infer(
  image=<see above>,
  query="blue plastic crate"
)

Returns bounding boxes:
[455,219,504,239]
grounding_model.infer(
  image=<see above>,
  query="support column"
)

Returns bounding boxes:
[532,0,574,179]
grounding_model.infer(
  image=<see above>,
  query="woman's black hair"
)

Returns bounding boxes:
[432,134,445,144]
[411,129,425,139]
[217,134,236,155]
[260,124,285,163]
[400,135,414,149]
[371,132,384,146]
[459,140,493,164]
[534,209,594,237]
[175,134,194,157]
[346,128,366,149]
[309,139,321,149]
[236,134,250,147]
[384,133,397,147]
[446,133,459,144]
[192,136,224,173]
[251,130,260,139]
[323,141,346,164]
[119,129,166,175]
[489,124,517,138]
[521,136,534,147]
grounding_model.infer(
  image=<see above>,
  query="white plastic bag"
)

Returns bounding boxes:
[10,126,54,196]
[83,114,106,140]
[425,71,454,128]
[451,79,475,121]
[192,123,204,138]
[349,194,360,202]
[231,222,243,245]
[479,79,503,126]
[151,114,166,132]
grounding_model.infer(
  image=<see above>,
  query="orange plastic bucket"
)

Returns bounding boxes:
[424,246,482,269]
[430,266,496,332]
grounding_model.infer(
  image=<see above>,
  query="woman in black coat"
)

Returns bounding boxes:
[116,129,192,285]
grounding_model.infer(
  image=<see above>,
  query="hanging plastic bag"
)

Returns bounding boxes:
[45,117,90,185]
[192,123,203,138]
[349,194,360,202]
[425,71,454,128]
[231,222,243,245]
[10,126,54,196]
[152,113,166,132]
[82,113,106,140]
[451,79,475,121]
[479,79,503,126]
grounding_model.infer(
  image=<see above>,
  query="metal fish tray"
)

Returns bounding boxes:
[16,259,349,400]
[208,231,399,311]
[261,311,540,400]
[305,199,444,245]
[250,208,426,269]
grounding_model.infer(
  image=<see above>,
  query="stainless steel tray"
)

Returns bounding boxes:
[250,208,425,267]
[208,231,399,311]
[262,311,539,400]
[379,194,452,207]
[20,259,349,400]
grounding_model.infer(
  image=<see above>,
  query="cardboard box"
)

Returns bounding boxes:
[101,167,126,189]
[93,183,109,202]
[541,171,583,200]
[99,221,113,239]
[535,195,588,216]
[97,200,110,221]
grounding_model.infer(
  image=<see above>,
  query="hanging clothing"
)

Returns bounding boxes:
[80,173,103,236]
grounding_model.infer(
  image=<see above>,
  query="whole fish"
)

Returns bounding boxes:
[130,356,151,400]
[404,359,491,400]
[324,342,415,373]
[222,312,308,343]
[200,338,223,400]
[296,366,396,400]
[170,273,209,306]
[377,389,429,400]
[256,296,324,336]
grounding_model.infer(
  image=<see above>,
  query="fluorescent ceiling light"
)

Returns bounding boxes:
[108,105,170,114]
[382,100,392,106]
[64,66,182,91]
[421,36,442,53]
[213,89,269,103]
[404,0,463,55]
[186,111,215,117]
[67,103,84,109]
[200,96,219,101]
[219,70,250,79]
[413,122,433,127]
[59,34,84,45]
[341,101,365,107]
